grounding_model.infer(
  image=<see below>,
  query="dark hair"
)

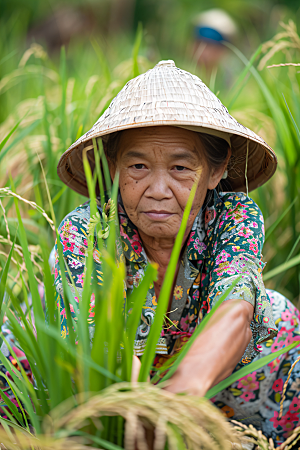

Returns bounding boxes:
[197,133,229,168]
[103,129,231,190]
[196,132,232,191]
[102,132,122,164]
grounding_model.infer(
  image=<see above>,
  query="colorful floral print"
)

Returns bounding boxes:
[54,191,277,362]
[173,286,183,300]
[193,238,207,253]
[237,372,259,391]
[213,290,300,445]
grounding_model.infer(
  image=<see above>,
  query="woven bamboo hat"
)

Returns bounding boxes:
[57,60,277,197]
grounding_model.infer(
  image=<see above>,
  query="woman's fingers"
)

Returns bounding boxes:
[131,355,142,382]
[131,355,150,382]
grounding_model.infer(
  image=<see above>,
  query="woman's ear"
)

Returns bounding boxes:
[207,147,232,190]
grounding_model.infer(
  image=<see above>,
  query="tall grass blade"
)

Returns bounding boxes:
[76,431,124,450]
[0,117,23,153]
[42,96,54,178]
[287,234,300,262]
[98,138,112,192]
[0,119,41,163]
[283,94,300,144]
[0,416,34,435]
[0,376,24,426]
[83,147,108,393]
[0,342,40,432]
[0,49,18,66]
[59,46,67,148]
[81,150,97,359]
[93,138,105,206]
[4,377,29,430]
[225,41,294,164]
[34,320,120,381]
[159,275,243,384]
[91,39,112,85]
[4,308,49,413]
[4,286,45,373]
[138,180,198,382]
[126,264,158,351]
[0,239,14,311]
[265,197,298,241]
[11,182,46,341]
[264,254,300,281]
[227,45,262,110]
[206,340,300,398]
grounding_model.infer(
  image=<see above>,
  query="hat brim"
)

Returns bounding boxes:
[57,120,277,198]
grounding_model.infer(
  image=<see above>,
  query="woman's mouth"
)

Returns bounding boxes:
[143,210,174,220]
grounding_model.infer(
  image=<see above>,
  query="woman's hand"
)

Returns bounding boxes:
[165,299,254,397]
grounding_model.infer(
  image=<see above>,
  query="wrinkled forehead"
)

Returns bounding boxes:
[122,127,201,150]
[104,126,203,162]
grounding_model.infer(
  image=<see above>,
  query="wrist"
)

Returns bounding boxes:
[165,359,212,397]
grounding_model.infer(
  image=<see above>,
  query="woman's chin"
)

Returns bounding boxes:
[138,223,179,241]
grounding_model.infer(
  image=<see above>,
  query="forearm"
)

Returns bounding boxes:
[166,299,254,396]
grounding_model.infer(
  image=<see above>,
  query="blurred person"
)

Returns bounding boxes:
[192,8,238,76]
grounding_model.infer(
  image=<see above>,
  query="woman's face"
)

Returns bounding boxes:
[109,126,225,242]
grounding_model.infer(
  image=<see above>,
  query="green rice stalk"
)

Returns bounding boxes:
[206,340,300,398]
[0,188,55,230]
[0,116,24,153]
[138,180,198,382]
[263,253,300,281]
[158,278,243,384]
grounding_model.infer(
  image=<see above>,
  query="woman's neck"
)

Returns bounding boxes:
[138,229,190,301]
[139,233,175,268]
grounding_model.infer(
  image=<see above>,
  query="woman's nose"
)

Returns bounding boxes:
[145,172,173,200]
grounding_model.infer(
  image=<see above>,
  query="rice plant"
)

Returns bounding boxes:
[1,135,299,449]
[1,17,300,450]
[0,144,250,449]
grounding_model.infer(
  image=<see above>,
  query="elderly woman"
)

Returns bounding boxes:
[54,60,300,444]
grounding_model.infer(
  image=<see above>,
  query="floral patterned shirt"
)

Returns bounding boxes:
[54,191,277,365]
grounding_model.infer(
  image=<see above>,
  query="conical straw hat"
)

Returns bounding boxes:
[57,60,277,197]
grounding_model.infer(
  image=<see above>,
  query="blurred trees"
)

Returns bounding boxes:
[1,0,300,57]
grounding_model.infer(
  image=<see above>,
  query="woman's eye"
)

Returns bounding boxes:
[175,165,186,171]
[132,164,145,169]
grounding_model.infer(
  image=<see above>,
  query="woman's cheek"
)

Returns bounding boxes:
[119,176,144,217]
[190,178,210,216]
[178,175,207,207]
[119,171,135,195]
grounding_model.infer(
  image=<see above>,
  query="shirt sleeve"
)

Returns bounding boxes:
[207,192,277,365]
[53,203,102,339]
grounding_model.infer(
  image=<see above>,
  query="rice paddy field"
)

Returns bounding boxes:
[0,1,300,448]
